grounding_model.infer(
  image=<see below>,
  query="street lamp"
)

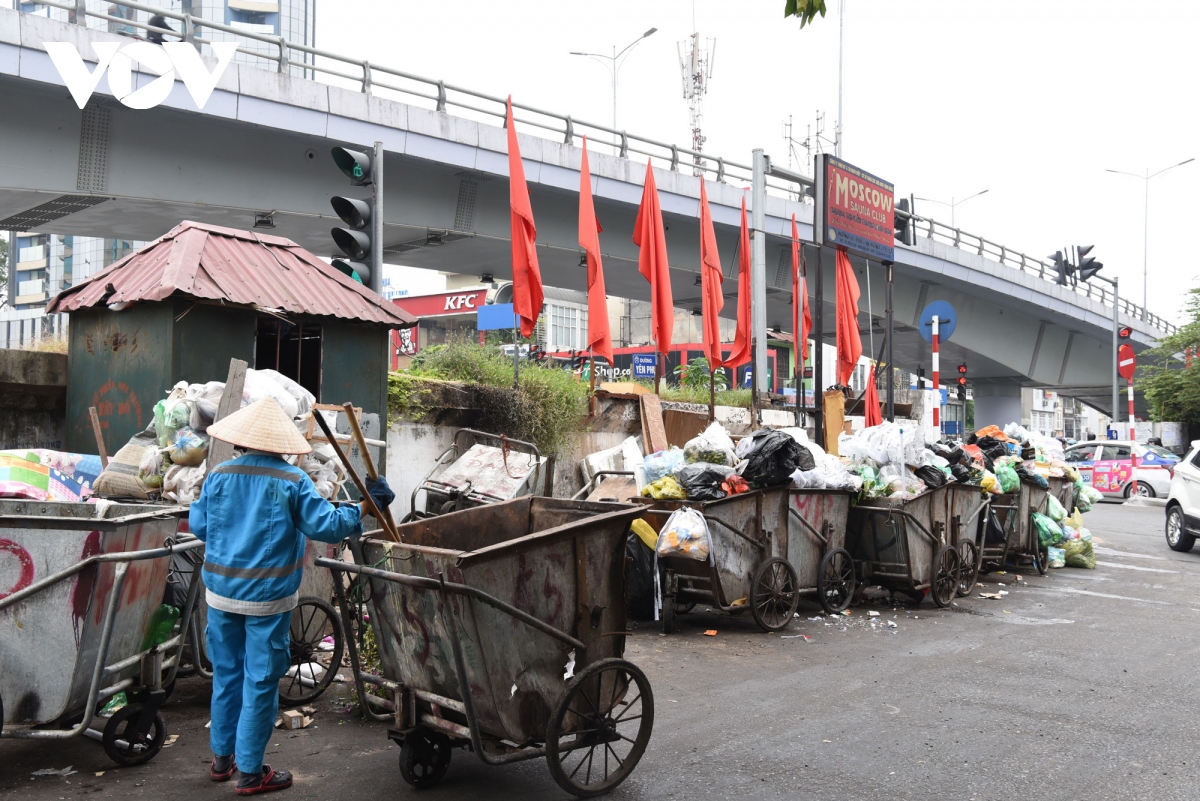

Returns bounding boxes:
[1106,158,1194,320]
[914,189,989,229]
[570,28,658,148]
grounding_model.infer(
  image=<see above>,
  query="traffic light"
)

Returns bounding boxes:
[956,363,967,400]
[1076,244,1104,282]
[1118,326,1133,340]
[330,142,383,293]
[894,198,916,246]
[1050,251,1074,286]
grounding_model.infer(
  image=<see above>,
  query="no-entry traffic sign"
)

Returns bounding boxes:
[1118,344,1136,380]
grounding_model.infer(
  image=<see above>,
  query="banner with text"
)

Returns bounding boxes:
[814,154,895,262]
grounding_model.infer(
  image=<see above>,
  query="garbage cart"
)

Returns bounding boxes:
[0,500,198,766]
[404,429,545,521]
[787,489,856,614]
[319,496,653,798]
[636,486,795,634]
[979,481,1052,576]
[846,483,988,608]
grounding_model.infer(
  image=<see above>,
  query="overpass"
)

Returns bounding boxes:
[0,5,1175,421]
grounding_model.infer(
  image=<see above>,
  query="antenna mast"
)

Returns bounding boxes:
[677,32,715,177]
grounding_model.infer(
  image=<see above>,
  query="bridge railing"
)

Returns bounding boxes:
[9,1,1177,336]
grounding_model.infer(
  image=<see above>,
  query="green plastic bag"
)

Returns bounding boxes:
[1046,494,1067,523]
[996,464,1019,494]
[1032,512,1063,546]
[1064,538,1096,569]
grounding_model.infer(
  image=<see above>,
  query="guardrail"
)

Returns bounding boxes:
[9,0,1176,335]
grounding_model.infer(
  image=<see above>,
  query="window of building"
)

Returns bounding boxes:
[255,316,321,398]
[548,305,587,351]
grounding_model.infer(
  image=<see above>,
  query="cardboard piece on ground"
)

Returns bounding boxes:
[598,381,652,397]
[640,394,669,454]
[205,358,248,472]
[822,390,845,455]
[586,476,639,503]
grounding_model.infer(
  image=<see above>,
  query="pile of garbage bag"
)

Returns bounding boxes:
[92,369,346,505]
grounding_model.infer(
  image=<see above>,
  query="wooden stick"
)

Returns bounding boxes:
[342,402,398,534]
[313,409,400,543]
[708,370,716,423]
[89,406,109,468]
[588,351,597,416]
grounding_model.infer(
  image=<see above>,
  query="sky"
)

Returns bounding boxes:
[318,0,1200,323]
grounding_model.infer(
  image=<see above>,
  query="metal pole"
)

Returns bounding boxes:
[612,45,617,137]
[751,149,768,420]
[1112,277,1119,434]
[1142,170,1149,322]
[836,0,843,157]
[932,317,940,432]
[370,141,384,295]
[513,314,520,391]
[1128,377,1136,441]
[814,246,824,445]
[885,261,894,422]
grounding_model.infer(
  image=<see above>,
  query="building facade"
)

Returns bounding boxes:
[7,232,137,311]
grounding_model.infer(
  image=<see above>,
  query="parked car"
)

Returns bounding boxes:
[1062,440,1178,499]
[1166,442,1200,552]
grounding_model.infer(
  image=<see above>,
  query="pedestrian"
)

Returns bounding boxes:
[189,397,394,795]
[147,13,173,44]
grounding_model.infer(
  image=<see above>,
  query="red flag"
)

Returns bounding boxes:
[724,195,752,368]
[579,137,613,365]
[507,96,543,338]
[835,247,862,386]
[791,215,811,364]
[632,161,673,355]
[699,179,724,370]
[864,365,883,427]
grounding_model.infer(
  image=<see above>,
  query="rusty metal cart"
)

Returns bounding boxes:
[787,489,856,614]
[319,496,653,798]
[0,500,198,765]
[978,480,1053,576]
[636,486,797,634]
[846,483,988,608]
[404,429,545,522]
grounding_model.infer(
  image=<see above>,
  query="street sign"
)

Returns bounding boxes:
[919,300,957,344]
[477,303,515,331]
[1118,343,1137,380]
[813,154,896,263]
[632,353,658,380]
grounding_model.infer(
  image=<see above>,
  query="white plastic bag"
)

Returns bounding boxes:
[683,422,737,466]
[256,369,315,417]
[243,369,301,419]
[655,507,711,561]
[163,462,207,505]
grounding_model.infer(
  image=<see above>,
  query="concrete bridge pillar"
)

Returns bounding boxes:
[972,385,1022,431]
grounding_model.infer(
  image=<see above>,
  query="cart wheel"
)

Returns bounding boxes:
[660,594,675,634]
[398,727,452,789]
[1034,541,1050,576]
[750,557,800,632]
[102,704,166,766]
[279,597,344,706]
[546,658,654,798]
[956,540,979,597]
[817,548,856,614]
[931,545,961,609]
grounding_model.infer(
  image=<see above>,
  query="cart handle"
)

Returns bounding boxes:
[315,557,588,652]
[859,507,943,547]
[0,538,204,612]
[787,506,828,548]
[703,514,767,551]
[408,444,464,517]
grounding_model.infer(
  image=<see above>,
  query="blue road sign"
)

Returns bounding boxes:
[919,300,957,344]
[477,303,515,331]
[632,353,657,379]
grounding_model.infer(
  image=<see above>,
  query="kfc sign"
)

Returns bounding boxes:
[393,290,489,318]
[46,41,238,110]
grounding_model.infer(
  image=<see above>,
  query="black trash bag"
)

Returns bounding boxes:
[1015,465,1049,489]
[740,430,810,486]
[914,464,947,488]
[976,435,1001,451]
[983,444,1009,463]
[966,431,979,445]
[985,508,1007,544]
[674,463,732,502]
[625,532,657,620]
[950,464,972,483]
[1020,441,1037,461]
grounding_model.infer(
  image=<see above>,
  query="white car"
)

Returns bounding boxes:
[1063,440,1178,499]
[1166,442,1200,551]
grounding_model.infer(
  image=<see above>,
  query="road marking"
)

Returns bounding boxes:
[1093,546,1168,561]
[1097,561,1178,574]
[1025,587,1172,605]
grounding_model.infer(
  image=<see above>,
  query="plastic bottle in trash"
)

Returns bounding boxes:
[141,604,181,650]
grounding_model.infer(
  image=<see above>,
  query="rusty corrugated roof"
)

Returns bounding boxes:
[46,220,416,328]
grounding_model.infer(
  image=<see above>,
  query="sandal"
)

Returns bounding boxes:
[210,755,237,782]
[235,765,293,796]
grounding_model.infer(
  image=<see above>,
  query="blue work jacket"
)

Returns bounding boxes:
[190,453,362,616]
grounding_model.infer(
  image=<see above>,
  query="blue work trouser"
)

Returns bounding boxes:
[207,606,292,775]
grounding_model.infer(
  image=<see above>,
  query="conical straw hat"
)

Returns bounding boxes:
[206,396,312,455]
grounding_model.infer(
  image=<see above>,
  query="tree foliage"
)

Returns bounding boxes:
[1141,288,1200,423]
[784,0,827,27]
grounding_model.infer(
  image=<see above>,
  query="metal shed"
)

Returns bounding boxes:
[46,220,415,453]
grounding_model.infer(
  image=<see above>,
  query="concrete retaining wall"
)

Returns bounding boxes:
[0,349,68,450]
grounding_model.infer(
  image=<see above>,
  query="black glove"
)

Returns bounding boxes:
[365,475,395,511]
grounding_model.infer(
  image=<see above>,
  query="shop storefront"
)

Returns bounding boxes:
[390,289,488,368]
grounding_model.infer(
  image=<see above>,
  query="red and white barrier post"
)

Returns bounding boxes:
[931,316,940,430]
[1128,379,1136,441]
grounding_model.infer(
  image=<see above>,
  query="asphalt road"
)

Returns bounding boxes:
[4,501,1197,800]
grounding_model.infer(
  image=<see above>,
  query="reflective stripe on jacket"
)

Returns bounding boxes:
[189,454,362,616]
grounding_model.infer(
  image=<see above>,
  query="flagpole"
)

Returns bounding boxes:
[513,313,520,391]
[655,349,662,395]
[813,247,825,446]
[709,367,716,422]
[750,336,760,430]
[589,349,597,416]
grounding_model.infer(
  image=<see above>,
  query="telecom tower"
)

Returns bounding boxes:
[677,32,715,177]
